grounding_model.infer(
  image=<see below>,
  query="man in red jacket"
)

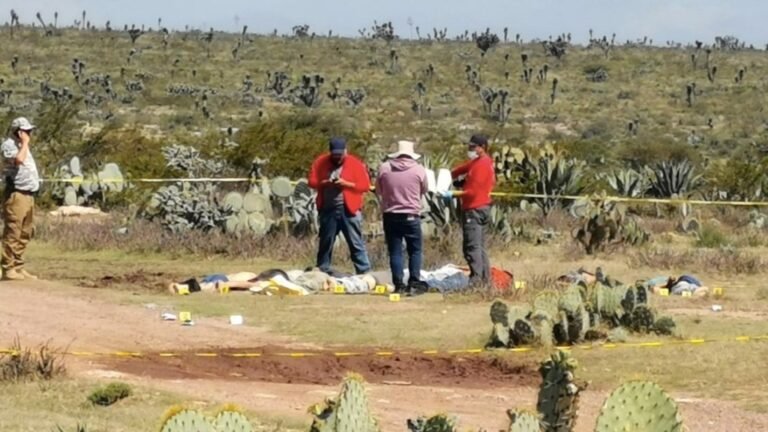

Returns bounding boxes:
[308,137,372,275]
[444,134,496,287]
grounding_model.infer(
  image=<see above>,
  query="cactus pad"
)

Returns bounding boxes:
[223,192,244,212]
[512,319,536,345]
[487,323,511,348]
[160,409,215,432]
[270,176,293,198]
[558,285,583,315]
[507,410,541,432]
[310,374,379,432]
[621,286,636,314]
[491,300,510,326]
[629,305,656,333]
[213,409,254,432]
[595,381,683,432]
[537,351,581,432]
[533,291,560,319]
[406,414,457,432]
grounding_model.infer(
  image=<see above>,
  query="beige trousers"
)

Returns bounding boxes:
[2,191,35,272]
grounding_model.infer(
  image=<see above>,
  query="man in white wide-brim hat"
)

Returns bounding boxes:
[375,140,429,296]
[2,117,41,281]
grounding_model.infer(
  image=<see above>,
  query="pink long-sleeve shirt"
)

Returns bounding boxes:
[376,157,428,215]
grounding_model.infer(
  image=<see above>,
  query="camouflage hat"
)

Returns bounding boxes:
[10,117,35,131]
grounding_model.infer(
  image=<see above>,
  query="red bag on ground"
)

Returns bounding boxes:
[491,267,514,291]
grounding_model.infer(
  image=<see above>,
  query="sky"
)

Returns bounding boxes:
[4,0,764,46]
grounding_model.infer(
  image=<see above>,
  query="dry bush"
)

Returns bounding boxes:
[0,338,67,383]
[628,247,765,275]
[35,216,318,262]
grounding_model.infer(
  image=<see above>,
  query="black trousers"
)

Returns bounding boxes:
[462,206,491,285]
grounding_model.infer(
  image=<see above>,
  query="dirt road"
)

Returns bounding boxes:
[2,281,767,431]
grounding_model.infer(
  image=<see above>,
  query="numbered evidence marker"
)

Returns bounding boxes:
[681,291,693,297]
[713,287,724,297]
[179,311,192,323]
[389,293,401,302]
[658,288,670,297]
[218,283,230,294]
[514,280,527,290]
[374,285,388,295]
[333,285,346,294]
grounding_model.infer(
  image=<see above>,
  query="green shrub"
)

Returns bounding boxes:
[87,382,132,407]
[696,224,729,248]
[756,287,768,300]
[229,111,369,178]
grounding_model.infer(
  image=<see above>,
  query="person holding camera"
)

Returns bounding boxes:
[308,137,372,275]
[443,134,495,287]
[2,117,41,281]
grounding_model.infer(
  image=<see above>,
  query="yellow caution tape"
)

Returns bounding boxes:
[19,175,768,207]
[3,335,765,360]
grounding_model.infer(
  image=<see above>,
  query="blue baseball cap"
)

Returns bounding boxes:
[469,134,488,147]
[329,137,347,155]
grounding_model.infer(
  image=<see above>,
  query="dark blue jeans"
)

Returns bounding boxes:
[383,213,423,287]
[317,207,371,275]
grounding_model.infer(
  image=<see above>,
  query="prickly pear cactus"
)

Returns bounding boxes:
[558,286,583,315]
[598,285,623,322]
[507,410,541,432]
[635,282,649,305]
[531,312,554,349]
[512,319,537,345]
[406,414,457,432]
[537,351,582,432]
[621,286,636,314]
[487,322,511,348]
[629,305,656,333]
[491,300,510,326]
[595,381,683,432]
[213,408,254,432]
[509,305,532,324]
[653,316,677,335]
[533,291,560,319]
[160,409,216,432]
[310,374,379,432]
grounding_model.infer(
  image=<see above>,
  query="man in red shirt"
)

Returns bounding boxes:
[308,137,372,275]
[444,134,496,287]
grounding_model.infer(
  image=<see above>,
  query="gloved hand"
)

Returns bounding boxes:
[440,190,454,199]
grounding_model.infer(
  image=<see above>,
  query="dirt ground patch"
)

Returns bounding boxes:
[107,348,540,388]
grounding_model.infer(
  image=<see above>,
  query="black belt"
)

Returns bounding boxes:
[6,189,36,197]
[12,190,36,196]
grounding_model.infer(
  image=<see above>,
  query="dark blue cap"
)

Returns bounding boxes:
[469,134,488,147]
[329,137,347,155]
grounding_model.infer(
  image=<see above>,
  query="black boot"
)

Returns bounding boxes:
[393,283,408,294]
[407,280,429,297]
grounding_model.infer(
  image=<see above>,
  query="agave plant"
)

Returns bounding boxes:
[514,152,586,216]
[645,160,701,198]
[600,168,647,198]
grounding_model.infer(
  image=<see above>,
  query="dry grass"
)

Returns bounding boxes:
[1,338,67,383]
[627,247,765,275]
[0,378,300,432]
